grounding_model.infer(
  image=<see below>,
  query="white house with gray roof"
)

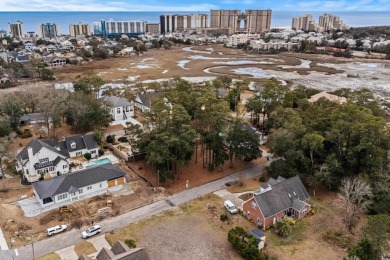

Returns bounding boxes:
[101,96,134,121]
[32,164,126,206]
[16,134,99,182]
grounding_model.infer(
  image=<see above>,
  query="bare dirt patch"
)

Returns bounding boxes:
[36,252,61,260]
[74,240,96,257]
[106,194,256,260]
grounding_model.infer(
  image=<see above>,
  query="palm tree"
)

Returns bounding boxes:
[274,220,292,237]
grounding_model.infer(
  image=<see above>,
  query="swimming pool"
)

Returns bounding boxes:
[85,158,111,168]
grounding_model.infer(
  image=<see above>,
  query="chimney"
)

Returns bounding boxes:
[27,147,35,175]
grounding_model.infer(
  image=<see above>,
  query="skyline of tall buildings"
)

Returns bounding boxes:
[210,9,272,34]
[292,13,349,31]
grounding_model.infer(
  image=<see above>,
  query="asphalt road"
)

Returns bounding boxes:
[1,164,264,260]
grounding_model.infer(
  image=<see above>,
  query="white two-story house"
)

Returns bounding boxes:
[101,96,134,122]
[16,134,99,182]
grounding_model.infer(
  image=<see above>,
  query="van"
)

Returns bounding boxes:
[47,225,67,236]
[224,200,238,214]
[81,225,101,239]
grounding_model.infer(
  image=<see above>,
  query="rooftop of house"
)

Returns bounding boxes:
[32,163,126,199]
[253,175,310,218]
[308,91,347,104]
[78,241,149,260]
[136,92,164,108]
[17,133,99,160]
[101,95,133,108]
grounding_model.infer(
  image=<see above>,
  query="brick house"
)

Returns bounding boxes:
[243,176,311,230]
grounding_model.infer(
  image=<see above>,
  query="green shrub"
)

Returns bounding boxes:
[220,213,228,221]
[118,136,128,143]
[21,129,32,138]
[106,135,115,144]
[84,153,92,160]
[98,149,104,156]
[228,227,260,260]
[124,239,136,248]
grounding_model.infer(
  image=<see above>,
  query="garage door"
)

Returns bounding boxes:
[108,180,116,187]
[117,177,125,184]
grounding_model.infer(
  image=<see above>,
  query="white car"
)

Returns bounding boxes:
[224,200,238,214]
[47,225,67,236]
[81,225,101,239]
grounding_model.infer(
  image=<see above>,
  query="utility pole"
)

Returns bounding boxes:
[31,233,35,260]
[186,180,189,210]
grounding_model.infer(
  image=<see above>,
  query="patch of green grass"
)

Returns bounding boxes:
[36,252,61,260]
[267,219,307,246]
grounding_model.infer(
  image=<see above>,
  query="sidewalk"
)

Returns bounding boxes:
[0,228,9,250]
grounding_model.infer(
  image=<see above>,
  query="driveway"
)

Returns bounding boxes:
[1,164,265,260]
[55,245,78,260]
[213,189,245,210]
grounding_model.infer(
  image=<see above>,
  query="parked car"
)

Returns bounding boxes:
[81,225,101,239]
[224,200,238,214]
[47,225,67,236]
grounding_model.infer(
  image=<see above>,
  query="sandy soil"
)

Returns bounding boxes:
[128,146,267,195]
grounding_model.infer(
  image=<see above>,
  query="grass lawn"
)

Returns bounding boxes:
[74,240,97,257]
[225,176,262,193]
[35,252,61,260]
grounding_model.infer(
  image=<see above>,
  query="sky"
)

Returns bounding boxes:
[0,0,390,11]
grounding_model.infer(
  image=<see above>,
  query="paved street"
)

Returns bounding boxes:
[0,164,264,260]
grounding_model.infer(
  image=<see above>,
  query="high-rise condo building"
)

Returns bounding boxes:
[291,14,317,31]
[160,14,208,34]
[146,23,160,34]
[93,20,146,38]
[319,14,349,31]
[8,21,25,39]
[69,23,91,37]
[210,9,272,34]
[37,23,60,38]
[0,30,7,38]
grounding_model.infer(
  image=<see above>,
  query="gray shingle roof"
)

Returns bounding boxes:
[253,176,310,218]
[17,139,67,161]
[137,92,163,108]
[32,164,126,199]
[101,96,132,108]
[291,199,306,211]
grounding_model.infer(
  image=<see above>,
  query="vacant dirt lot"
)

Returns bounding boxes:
[106,194,255,260]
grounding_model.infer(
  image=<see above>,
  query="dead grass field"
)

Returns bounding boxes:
[74,240,97,257]
[35,252,61,260]
[225,176,262,193]
[106,194,255,260]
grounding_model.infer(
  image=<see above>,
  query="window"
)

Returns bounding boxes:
[76,151,82,156]
[49,166,54,171]
[91,150,96,154]
[63,164,68,169]
[39,158,49,163]
[117,108,121,114]
[25,169,29,175]
[100,183,102,188]
[38,170,42,174]
[87,186,92,190]
[79,189,83,194]
[57,194,68,200]
[251,201,257,209]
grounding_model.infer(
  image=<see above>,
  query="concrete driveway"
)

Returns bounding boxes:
[56,245,78,260]
[214,189,245,210]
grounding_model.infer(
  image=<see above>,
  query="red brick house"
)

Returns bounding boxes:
[243,176,311,230]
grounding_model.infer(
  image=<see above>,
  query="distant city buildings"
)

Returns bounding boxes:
[291,13,349,32]
[160,14,208,34]
[0,29,6,38]
[8,21,25,39]
[292,14,317,31]
[69,22,91,37]
[37,23,60,38]
[146,23,160,34]
[93,20,146,38]
[210,9,272,34]
[319,13,349,31]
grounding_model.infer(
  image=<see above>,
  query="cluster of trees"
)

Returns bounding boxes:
[137,78,262,182]
[0,58,54,89]
[256,82,389,213]
[228,226,265,260]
